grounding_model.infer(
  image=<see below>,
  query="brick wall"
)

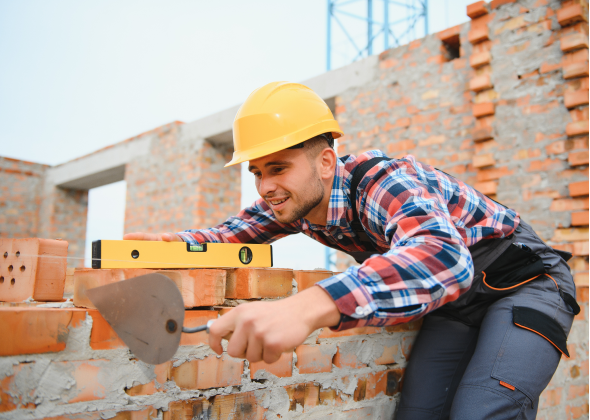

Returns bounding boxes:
[0,157,48,239]
[124,122,241,235]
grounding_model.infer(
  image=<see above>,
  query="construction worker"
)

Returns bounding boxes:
[125,82,579,419]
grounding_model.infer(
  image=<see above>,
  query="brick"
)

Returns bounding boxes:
[474,180,498,195]
[552,228,589,242]
[541,387,563,408]
[473,153,496,168]
[562,33,590,52]
[564,60,590,79]
[551,198,589,212]
[67,361,107,403]
[470,74,493,92]
[572,211,589,226]
[318,326,382,338]
[473,102,495,117]
[0,307,86,356]
[375,344,398,365]
[74,268,225,309]
[165,392,266,420]
[467,1,488,19]
[225,267,292,299]
[170,354,244,389]
[566,120,590,136]
[0,363,36,412]
[565,89,590,108]
[0,238,68,302]
[295,344,333,373]
[64,267,75,297]
[294,269,333,292]
[574,272,589,286]
[333,342,367,369]
[352,369,404,402]
[569,150,590,166]
[285,382,335,413]
[557,4,588,27]
[125,363,170,396]
[468,25,489,44]
[89,309,126,350]
[570,181,589,197]
[438,25,461,46]
[250,351,293,378]
[490,0,516,9]
[574,240,589,256]
[472,126,494,142]
[470,50,491,68]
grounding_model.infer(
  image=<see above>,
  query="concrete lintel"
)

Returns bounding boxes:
[48,135,152,190]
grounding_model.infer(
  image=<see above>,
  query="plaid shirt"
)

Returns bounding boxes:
[178,151,520,330]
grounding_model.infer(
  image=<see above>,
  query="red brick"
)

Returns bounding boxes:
[0,363,36,412]
[574,240,589,256]
[562,33,590,53]
[180,310,218,346]
[470,74,493,92]
[472,126,494,142]
[490,0,516,9]
[294,269,332,292]
[250,351,293,378]
[567,120,590,136]
[284,382,341,413]
[88,309,126,350]
[474,180,498,195]
[225,267,292,299]
[468,25,489,44]
[170,354,244,389]
[570,181,589,197]
[473,102,495,118]
[375,344,399,365]
[295,344,333,374]
[572,211,589,226]
[552,227,589,242]
[467,1,488,19]
[565,89,590,109]
[165,392,266,420]
[0,238,68,302]
[569,150,590,166]
[564,60,590,79]
[0,307,86,356]
[528,158,565,172]
[318,326,382,338]
[352,368,404,401]
[551,197,590,212]
[333,343,368,369]
[67,361,107,403]
[557,4,588,27]
[438,24,462,46]
[470,50,491,68]
[541,387,563,408]
[575,272,589,286]
[473,153,496,168]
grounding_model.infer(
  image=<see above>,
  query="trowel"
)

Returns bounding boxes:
[86,273,216,365]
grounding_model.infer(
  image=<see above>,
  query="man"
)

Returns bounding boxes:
[125,81,578,419]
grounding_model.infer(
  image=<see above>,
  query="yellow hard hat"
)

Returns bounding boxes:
[225,81,343,167]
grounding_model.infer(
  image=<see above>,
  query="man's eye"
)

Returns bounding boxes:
[253,172,262,178]
[273,167,284,174]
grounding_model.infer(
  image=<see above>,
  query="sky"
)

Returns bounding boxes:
[0,0,474,269]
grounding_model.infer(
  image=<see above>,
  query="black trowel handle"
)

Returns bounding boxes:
[182,319,215,334]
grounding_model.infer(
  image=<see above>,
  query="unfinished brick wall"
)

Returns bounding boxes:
[124,122,241,235]
[0,157,49,239]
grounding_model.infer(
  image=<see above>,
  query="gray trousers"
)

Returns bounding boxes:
[397,222,576,420]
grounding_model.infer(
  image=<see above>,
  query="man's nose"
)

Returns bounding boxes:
[257,175,277,197]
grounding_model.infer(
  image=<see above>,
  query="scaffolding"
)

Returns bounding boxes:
[327,0,429,71]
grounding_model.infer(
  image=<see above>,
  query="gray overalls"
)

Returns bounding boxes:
[343,158,579,420]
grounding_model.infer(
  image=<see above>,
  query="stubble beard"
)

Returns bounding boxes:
[273,172,325,224]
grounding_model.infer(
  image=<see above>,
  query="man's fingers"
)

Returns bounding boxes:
[161,233,182,242]
[208,313,237,356]
[123,232,182,242]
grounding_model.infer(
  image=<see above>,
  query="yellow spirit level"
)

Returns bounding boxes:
[92,240,273,269]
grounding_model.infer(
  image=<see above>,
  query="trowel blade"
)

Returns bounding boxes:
[86,273,185,365]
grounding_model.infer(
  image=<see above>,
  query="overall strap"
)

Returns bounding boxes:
[349,156,392,250]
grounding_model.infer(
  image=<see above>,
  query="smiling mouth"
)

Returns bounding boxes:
[268,197,289,207]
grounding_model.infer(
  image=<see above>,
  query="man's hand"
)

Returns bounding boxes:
[123,232,182,242]
[209,286,341,364]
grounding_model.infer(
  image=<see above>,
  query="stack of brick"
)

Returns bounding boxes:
[1,238,423,419]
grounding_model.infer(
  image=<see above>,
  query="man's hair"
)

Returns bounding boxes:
[288,133,334,160]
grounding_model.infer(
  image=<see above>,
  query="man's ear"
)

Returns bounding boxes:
[318,147,337,180]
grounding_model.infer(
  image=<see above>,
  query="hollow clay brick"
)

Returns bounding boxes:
[249,351,293,378]
[333,343,368,369]
[225,267,292,299]
[469,74,493,92]
[569,181,590,197]
[564,60,590,79]
[572,211,589,226]
[470,50,491,68]
[74,268,225,309]
[165,392,267,420]
[561,33,590,52]
[66,360,107,403]
[170,354,244,389]
[284,382,342,413]
[294,269,333,292]
[466,1,488,19]
[473,102,495,117]
[558,4,588,27]
[125,363,170,396]
[0,307,87,356]
[472,153,496,168]
[565,89,590,109]
[0,363,36,412]
[375,344,399,365]
[318,326,383,338]
[0,238,68,302]
[295,345,333,374]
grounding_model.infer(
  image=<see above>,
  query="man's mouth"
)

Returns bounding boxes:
[267,197,289,209]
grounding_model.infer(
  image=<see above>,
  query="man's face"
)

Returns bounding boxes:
[248,148,324,224]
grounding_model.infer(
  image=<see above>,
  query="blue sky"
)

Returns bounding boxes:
[0,0,474,269]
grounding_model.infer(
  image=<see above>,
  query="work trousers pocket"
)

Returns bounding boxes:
[482,243,546,293]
